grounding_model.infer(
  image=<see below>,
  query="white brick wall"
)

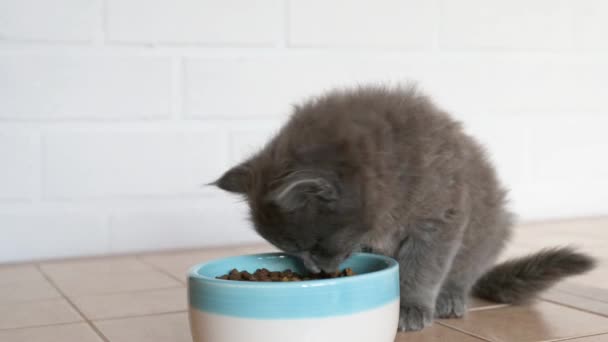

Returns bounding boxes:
[440,0,573,50]
[108,196,259,253]
[0,212,108,262]
[0,0,101,42]
[0,131,38,200]
[288,0,437,48]
[572,0,608,49]
[1,0,607,262]
[0,56,172,119]
[106,0,283,45]
[42,128,226,199]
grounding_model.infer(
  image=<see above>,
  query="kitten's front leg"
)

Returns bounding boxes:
[396,221,462,332]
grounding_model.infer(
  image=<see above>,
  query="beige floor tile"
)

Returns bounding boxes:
[0,323,103,342]
[45,270,181,296]
[566,260,608,291]
[513,217,607,237]
[94,312,191,342]
[0,265,47,284]
[496,244,536,262]
[0,264,61,303]
[138,252,207,282]
[498,221,608,293]
[511,218,608,264]
[140,243,276,281]
[468,297,509,311]
[514,241,607,264]
[395,324,485,341]
[515,217,608,239]
[439,301,608,342]
[40,257,151,276]
[0,279,61,302]
[0,298,82,330]
[510,231,603,250]
[541,289,608,317]
[564,333,608,341]
[71,287,187,320]
[557,282,608,303]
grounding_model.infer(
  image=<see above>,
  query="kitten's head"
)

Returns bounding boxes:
[214,156,366,273]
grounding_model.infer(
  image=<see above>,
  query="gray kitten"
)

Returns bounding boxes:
[214,86,595,331]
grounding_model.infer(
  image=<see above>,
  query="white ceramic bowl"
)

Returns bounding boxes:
[188,252,399,342]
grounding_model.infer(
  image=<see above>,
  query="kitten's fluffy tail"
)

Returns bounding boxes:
[472,247,596,304]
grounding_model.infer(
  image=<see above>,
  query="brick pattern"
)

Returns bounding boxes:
[1,0,607,262]
[0,0,101,42]
[439,0,573,49]
[105,0,283,45]
[288,0,437,48]
[0,56,172,119]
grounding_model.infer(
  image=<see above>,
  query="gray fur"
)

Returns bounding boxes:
[473,247,596,304]
[271,177,338,212]
[214,85,596,331]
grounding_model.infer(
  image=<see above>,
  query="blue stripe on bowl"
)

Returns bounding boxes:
[188,253,400,319]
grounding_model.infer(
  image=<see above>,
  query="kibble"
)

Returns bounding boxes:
[216,268,356,282]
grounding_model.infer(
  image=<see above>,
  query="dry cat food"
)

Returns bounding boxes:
[216,268,356,282]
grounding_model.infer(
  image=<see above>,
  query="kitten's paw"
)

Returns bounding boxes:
[435,290,467,318]
[398,304,433,332]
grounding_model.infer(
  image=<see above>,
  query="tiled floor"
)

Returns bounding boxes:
[1,217,607,342]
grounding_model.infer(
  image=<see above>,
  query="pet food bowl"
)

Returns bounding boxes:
[188,252,400,342]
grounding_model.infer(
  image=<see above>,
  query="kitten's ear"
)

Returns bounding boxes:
[271,177,338,211]
[214,164,251,194]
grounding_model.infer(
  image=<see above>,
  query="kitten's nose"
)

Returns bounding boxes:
[311,252,349,273]
[296,251,321,273]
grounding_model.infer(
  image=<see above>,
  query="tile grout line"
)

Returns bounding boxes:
[0,296,65,305]
[545,332,608,342]
[93,310,188,323]
[554,287,608,305]
[1,242,271,267]
[540,298,608,318]
[135,255,187,285]
[65,284,185,298]
[439,299,608,342]
[436,321,495,342]
[35,264,111,342]
[0,321,90,332]
[468,303,511,312]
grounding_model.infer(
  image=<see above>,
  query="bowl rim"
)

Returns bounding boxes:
[187,252,399,288]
